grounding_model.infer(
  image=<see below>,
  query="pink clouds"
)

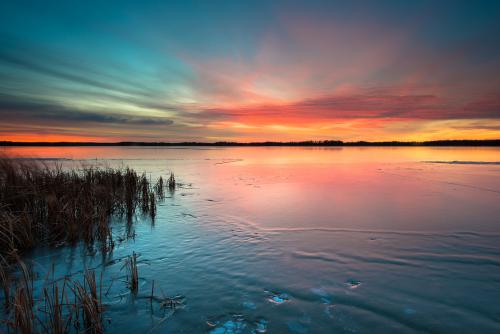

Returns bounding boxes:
[184,89,498,126]
[2,2,500,143]
[166,14,500,142]
[179,14,500,118]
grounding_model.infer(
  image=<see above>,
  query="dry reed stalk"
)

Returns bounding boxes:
[41,279,72,334]
[155,176,164,199]
[0,255,11,308]
[13,285,33,334]
[125,252,139,294]
[149,192,156,220]
[12,261,34,334]
[167,173,176,191]
[73,270,104,334]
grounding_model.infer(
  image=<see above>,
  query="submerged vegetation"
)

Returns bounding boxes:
[0,157,166,261]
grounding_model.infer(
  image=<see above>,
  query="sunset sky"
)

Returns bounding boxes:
[1,0,500,142]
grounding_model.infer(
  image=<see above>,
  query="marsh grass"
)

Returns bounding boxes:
[72,270,104,334]
[0,256,11,308]
[149,192,156,220]
[0,157,167,261]
[124,252,139,294]
[0,156,178,333]
[13,283,34,334]
[41,278,71,334]
[1,260,106,333]
[11,261,34,334]
[154,176,164,199]
[167,173,176,191]
[1,255,185,333]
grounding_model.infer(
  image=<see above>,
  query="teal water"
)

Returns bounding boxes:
[2,146,500,333]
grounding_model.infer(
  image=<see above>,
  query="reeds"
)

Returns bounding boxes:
[41,279,70,334]
[2,260,106,334]
[0,256,10,308]
[12,261,34,334]
[149,192,156,220]
[73,270,104,334]
[124,252,139,294]
[154,176,164,199]
[13,284,34,334]
[0,157,167,261]
[1,254,183,333]
[0,157,178,332]
[167,173,176,191]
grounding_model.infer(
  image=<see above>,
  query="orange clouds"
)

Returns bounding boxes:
[0,132,111,143]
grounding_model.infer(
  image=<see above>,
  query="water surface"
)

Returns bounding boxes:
[2,146,500,333]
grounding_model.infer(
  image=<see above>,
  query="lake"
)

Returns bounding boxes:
[1,146,500,333]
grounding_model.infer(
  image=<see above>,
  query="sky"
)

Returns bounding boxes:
[1,0,500,142]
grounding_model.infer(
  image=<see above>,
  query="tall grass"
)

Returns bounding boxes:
[0,256,10,308]
[154,176,164,199]
[1,254,183,333]
[73,270,104,334]
[2,261,106,333]
[12,261,34,334]
[0,157,167,261]
[167,173,176,191]
[124,252,139,294]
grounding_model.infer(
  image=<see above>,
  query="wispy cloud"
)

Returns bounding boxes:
[0,94,174,126]
[183,90,499,125]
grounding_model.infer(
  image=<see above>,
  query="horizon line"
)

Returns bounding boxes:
[1,139,500,147]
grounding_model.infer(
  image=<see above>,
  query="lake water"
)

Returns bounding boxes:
[2,146,500,333]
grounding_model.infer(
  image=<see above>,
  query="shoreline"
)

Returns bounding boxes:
[2,139,500,147]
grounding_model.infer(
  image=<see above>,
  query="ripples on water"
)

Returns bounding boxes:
[1,146,500,333]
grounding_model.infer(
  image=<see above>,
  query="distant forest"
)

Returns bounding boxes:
[1,140,499,147]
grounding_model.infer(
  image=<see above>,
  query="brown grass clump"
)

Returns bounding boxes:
[12,261,34,334]
[0,256,11,308]
[13,285,34,334]
[1,253,182,333]
[73,270,104,334]
[154,176,164,199]
[149,192,156,220]
[41,279,71,334]
[167,173,176,191]
[2,263,105,333]
[0,157,167,261]
[0,156,177,332]
[124,252,139,294]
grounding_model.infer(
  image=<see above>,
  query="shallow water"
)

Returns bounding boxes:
[2,146,500,333]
